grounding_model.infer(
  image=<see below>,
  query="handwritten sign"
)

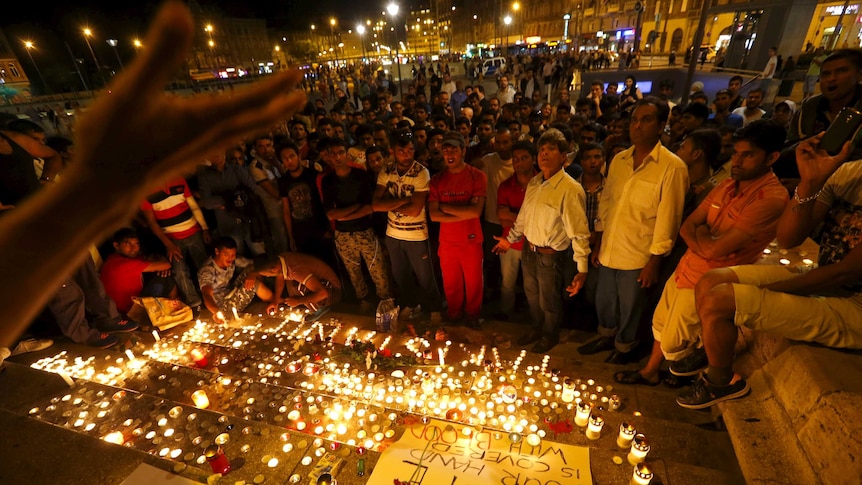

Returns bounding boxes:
[368,419,592,485]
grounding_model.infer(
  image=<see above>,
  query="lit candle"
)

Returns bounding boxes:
[779,258,791,265]
[124,349,136,362]
[631,462,653,485]
[103,431,125,445]
[627,434,650,465]
[561,378,576,403]
[152,329,160,341]
[438,348,445,367]
[575,401,592,427]
[191,390,210,409]
[583,414,603,440]
[190,348,208,368]
[204,444,231,475]
[525,433,541,446]
[617,422,636,449]
[232,307,240,321]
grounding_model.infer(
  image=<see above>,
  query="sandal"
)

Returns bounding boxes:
[614,370,660,387]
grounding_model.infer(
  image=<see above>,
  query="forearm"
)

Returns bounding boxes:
[327,204,361,221]
[777,181,826,248]
[186,197,209,230]
[765,264,860,296]
[440,203,481,219]
[372,197,409,212]
[0,174,138,346]
[338,204,373,221]
[429,208,461,222]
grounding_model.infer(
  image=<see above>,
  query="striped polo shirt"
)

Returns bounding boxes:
[141,178,201,240]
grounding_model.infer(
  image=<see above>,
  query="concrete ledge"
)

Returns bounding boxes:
[719,372,818,485]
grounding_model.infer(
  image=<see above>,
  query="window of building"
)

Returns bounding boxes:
[8,63,20,78]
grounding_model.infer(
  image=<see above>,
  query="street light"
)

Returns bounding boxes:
[330,18,340,65]
[106,39,124,70]
[512,2,522,44]
[133,38,142,49]
[386,2,404,97]
[22,40,49,94]
[357,25,367,62]
[82,27,108,87]
[504,15,512,55]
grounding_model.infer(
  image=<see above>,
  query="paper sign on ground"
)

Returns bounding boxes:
[368,419,592,485]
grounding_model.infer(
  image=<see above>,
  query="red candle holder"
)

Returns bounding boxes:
[190,348,208,368]
[205,444,231,475]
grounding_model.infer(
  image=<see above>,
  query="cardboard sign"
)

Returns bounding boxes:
[369,419,592,485]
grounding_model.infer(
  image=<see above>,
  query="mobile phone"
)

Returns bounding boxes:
[820,107,862,156]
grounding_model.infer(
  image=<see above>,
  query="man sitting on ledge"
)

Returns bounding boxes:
[677,133,862,409]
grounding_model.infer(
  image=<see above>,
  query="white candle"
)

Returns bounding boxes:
[627,434,650,465]
[124,349,136,362]
[561,378,576,403]
[575,401,592,427]
[232,307,240,320]
[191,390,210,409]
[631,462,653,485]
[586,415,604,440]
[438,348,445,367]
[103,431,125,445]
[152,329,160,341]
[58,371,75,387]
[617,422,636,449]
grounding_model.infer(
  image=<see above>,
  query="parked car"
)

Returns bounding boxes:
[684,45,717,64]
[481,57,507,77]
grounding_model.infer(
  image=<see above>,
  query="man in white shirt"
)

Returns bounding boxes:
[762,47,778,79]
[731,89,766,127]
[440,71,457,97]
[372,131,442,321]
[578,98,689,364]
[497,75,515,104]
[493,128,591,353]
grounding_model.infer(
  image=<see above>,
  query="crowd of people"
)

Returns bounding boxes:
[2,2,862,411]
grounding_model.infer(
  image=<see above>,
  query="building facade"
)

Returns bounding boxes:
[0,28,32,102]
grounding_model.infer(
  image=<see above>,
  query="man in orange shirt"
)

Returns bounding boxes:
[614,120,788,387]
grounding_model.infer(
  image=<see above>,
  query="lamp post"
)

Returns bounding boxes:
[357,25,367,63]
[106,39,124,70]
[504,15,512,56]
[387,3,404,97]
[83,28,108,87]
[330,18,340,66]
[22,41,49,94]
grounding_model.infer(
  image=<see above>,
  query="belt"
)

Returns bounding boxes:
[526,239,562,255]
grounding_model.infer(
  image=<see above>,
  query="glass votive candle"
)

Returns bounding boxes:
[205,445,231,475]
[617,422,636,449]
[627,434,650,465]
[575,401,592,427]
[190,348,208,367]
[585,415,604,440]
[561,378,576,403]
[191,390,210,409]
[631,462,653,485]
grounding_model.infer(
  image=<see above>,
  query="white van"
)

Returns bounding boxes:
[481,57,507,77]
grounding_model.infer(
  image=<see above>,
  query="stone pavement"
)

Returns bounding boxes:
[0,303,746,485]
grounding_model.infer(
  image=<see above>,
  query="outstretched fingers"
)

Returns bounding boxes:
[186,69,304,123]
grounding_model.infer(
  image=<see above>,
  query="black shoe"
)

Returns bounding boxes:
[96,319,139,333]
[531,338,558,354]
[605,349,637,365]
[676,375,750,409]
[517,329,543,346]
[577,336,615,355]
[669,347,708,376]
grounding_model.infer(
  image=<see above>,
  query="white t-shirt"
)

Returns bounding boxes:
[732,107,766,127]
[763,55,778,79]
[376,161,431,241]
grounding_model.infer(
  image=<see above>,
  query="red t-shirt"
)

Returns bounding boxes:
[100,253,151,314]
[497,174,528,251]
[429,164,487,244]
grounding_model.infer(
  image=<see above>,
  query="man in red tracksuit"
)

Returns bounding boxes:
[428,131,487,328]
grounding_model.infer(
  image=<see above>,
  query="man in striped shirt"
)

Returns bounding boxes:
[141,177,211,310]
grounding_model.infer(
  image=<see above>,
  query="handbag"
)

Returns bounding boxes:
[130,297,194,331]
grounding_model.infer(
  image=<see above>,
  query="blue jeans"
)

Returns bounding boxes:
[595,266,647,353]
[386,236,442,312]
[171,232,209,308]
[522,248,565,342]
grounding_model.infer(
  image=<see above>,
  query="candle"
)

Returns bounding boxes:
[124,349,136,362]
[152,329,160,341]
[561,378,576,403]
[586,415,604,440]
[438,348,446,367]
[190,348,208,368]
[216,311,225,323]
[191,390,210,409]
[204,445,231,475]
[617,422,636,449]
[575,401,592,427]
[631,462,653,485]
[58,371,75,387]
[103,431,125,445]
[525,433,541,446]
[232,307,240,321]
[627,434,650,465]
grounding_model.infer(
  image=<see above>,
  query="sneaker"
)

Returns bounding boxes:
[669,347,708,377]
[10,338,53,356]
[97,319,139,334]
[676,375,750,409]
[86,333,121,349]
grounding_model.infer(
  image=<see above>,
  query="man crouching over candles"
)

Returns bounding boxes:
[198,237,273,324]
[257,252,343,322]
